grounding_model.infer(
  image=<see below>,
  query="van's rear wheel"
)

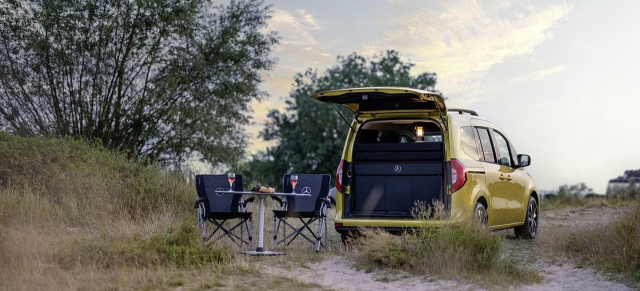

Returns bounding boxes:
[515,196,538,239]
[473,202,488,227]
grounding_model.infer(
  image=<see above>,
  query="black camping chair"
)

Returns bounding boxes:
[194,174,254,248]
[271,174,330,252]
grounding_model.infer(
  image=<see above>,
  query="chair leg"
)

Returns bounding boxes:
[272,216,280,249]
[245,218,253,249]
[316,217,325,252]
[283,218,287,248]
[197,204,207,245]
[324,216,328,249]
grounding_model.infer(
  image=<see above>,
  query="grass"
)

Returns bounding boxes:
[12,132,639,289]
[349,202,542,287]
[540,202,640,283]
[0,133,329,290]
[541,195,635,210]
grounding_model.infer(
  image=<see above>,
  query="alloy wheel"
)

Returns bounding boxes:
[527,200,538,236]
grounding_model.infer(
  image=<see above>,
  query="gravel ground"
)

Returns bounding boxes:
[270,206,635,291]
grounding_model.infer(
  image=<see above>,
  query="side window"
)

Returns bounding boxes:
[475,128,496,163]
[460,127,480,160]
[493,130,513,167]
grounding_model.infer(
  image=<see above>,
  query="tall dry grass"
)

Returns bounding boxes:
[540,202,640,283]
[0,133,230,290]
[349,201,541,286]
[0,132,338,290]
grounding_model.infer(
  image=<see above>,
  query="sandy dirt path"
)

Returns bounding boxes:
[268,206,634,291]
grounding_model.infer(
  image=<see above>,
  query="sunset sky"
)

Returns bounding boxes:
[246,0,640,193]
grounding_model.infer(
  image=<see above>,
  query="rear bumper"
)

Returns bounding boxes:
[334,218,449,233]
[335,225,413,234]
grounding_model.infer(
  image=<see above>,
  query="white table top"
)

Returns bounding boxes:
[214,190,311,197]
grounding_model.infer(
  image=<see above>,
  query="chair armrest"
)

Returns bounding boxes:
[194,197,206,209]
[271,196,283,206]
[270,196,287,211]
[243,197,255,209]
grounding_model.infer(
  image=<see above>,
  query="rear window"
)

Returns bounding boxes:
[475,128,496,163]
[357,120,441,144]
[460,126,480,160]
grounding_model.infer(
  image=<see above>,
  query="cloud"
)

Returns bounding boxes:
[504,65,567,86]
[269,8,320,48]
[365,1,573,99]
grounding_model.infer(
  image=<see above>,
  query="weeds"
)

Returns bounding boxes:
[541,202,640,282]
[351,201,541,286]
[58,224,234,269]
[0,134,233,290]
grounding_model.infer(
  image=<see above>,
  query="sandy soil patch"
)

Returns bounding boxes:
[265,205,635,290]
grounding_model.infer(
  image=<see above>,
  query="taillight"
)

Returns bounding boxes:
[451,158,467,193]
[336,159,345,192]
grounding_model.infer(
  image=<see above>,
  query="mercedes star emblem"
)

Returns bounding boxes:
[302,186,312,194]
[394,165,402,173]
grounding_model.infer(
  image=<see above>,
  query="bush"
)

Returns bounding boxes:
[351,202,539,284]
[59,224,234,269]
[354,224,502,275]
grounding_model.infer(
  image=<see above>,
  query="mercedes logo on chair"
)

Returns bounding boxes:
[302,187,312,194]
[394,165,402,173]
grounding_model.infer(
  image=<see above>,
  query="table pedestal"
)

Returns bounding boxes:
[241,195,282,256]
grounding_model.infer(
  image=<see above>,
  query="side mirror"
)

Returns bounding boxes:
[517,154,531,167]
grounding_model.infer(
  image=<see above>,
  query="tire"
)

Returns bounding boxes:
[514,196,538,239]
[473,201,488,227]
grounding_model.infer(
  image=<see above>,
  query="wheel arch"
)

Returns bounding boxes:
[476,195,488,209]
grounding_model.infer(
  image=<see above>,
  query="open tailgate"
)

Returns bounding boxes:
[311,87,446,115]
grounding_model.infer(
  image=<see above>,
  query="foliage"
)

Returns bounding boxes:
[351,202,540,285]
[0,0,278,168]
[0,131,192,222]
[58,224,234,268]
[244,50,439,186]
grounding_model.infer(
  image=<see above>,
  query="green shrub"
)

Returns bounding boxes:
[59,224,233,268]
[352,202,539,285]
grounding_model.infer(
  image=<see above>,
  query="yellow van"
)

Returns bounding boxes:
[312,87,539,241]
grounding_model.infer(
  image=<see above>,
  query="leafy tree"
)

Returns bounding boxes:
[0,0,278,168]
[242,50,439,187]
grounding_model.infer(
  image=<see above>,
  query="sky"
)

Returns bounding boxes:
[245,0,640,193]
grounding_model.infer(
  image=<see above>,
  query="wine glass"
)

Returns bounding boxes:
[290,175,298,193]
[227,173,235,191]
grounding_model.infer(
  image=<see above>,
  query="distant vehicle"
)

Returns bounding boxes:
[312,87,539,242]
